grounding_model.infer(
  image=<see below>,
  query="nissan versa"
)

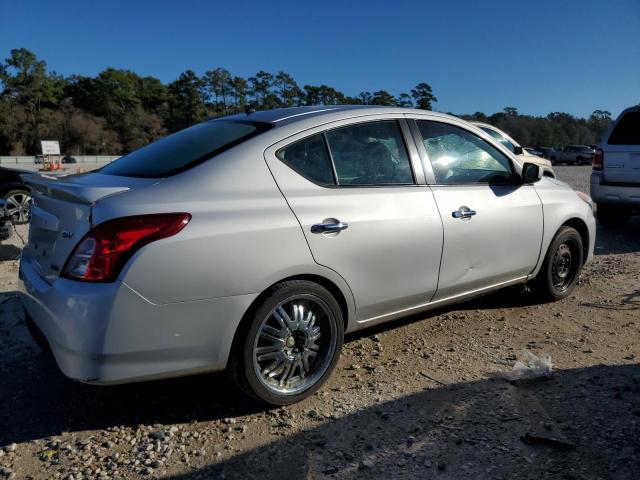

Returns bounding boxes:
[19,106,596,405]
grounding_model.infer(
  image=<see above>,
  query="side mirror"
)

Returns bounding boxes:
[513,146,524,155]
[522,162,542,183]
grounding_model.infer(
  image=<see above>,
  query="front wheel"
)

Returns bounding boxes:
[231,280,344,405]
[531,226,583,301]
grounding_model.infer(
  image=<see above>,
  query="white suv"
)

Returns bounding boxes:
[591,105,640,226]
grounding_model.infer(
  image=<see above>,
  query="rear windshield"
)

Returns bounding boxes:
[608,111,640,145]
[100,120,271,177]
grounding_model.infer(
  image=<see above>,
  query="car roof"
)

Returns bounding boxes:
[222,105,459,127]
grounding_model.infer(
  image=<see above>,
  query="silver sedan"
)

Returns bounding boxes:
[19,106,596,405]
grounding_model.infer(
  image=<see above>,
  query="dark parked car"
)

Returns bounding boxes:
[62,155,77,164]
[536,147,558,159]
[550,145,595,165]
[524,147,543,157]
[0,166,31,224]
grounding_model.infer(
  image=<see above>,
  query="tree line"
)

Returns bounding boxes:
[0,48,612,156]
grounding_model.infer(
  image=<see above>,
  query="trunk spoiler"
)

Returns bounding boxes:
[21,173,130,205]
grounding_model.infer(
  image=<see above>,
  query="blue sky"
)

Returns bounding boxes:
[1,0,638,118]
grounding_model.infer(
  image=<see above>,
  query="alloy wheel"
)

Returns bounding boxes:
[252,295,337,395]
[4,191,31,224]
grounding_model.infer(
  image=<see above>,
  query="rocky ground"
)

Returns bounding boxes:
[0,166,638,480]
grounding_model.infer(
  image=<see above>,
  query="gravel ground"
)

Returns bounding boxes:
[1,166,638,480]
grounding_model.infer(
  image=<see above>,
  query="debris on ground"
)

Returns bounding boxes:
[521,432,576,450]
[501,349,553,381]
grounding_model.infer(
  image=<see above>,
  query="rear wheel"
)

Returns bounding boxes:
[231,280,344,405]
[596,204,631,227]
[531,226,583,301]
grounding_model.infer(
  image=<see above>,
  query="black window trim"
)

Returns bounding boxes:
[411,118,521,187]
[275,118,418,189]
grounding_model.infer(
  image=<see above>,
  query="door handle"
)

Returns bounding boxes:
[311,221,349,234]
[452,206,476,219]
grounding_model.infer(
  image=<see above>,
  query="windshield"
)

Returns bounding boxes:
[100,120,271,178]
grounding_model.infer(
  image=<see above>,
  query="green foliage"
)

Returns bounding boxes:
[0,48,614,155]
[371,90,397,106]
[460,109,613,147]
[411,82,437,110]
[167,70,206,132]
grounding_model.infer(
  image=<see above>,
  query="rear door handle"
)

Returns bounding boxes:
[452,206,476,219]
[311,222,349,234]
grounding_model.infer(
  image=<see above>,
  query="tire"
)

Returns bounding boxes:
[3,189,31,224]
[531,226,584,302]
[230,280,344,405]
[550,156,556,165]
[596,204,631,227]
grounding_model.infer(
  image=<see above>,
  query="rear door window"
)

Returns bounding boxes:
[325,121,414,185]
[608,111,640,145]
[100,120,270,177]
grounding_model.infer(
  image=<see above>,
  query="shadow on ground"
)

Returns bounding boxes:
[171,364,640,480]
[0,291,263,446]
[1,288,639,479]
[594,218,640,255]
[0,285,541,449]
[0,243,21,261]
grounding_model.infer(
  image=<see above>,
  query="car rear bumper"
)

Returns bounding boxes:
[19,254,257,384]
[590,172,640,207]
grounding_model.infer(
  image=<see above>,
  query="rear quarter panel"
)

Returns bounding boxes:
[91,140,357,327]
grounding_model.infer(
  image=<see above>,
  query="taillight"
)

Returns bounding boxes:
[592,148,603,171]
[62,213,191,282]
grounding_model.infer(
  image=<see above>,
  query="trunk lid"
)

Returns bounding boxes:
[22,172,157,283]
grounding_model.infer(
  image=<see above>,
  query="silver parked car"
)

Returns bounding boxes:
[19,106,596,405]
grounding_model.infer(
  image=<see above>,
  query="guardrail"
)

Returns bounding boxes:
[0,155,120,165]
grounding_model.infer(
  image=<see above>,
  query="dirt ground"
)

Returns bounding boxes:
[0,166,638,480]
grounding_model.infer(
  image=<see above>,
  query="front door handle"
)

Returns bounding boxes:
[311,221,349,234]
[452,206,477,219]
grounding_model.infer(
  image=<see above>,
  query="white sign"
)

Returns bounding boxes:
[41,140,60,156]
